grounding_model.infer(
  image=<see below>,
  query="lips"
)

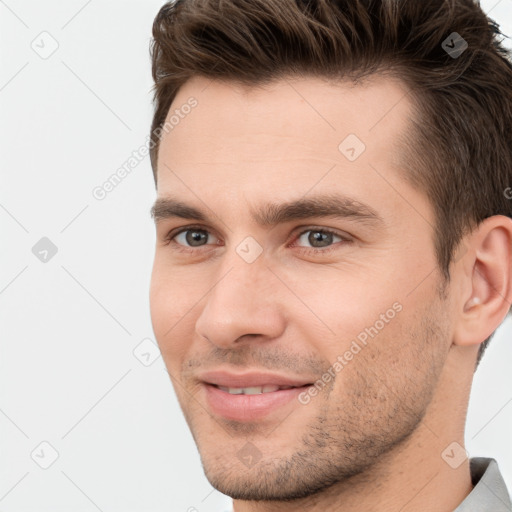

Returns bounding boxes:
[199,369,314,388]
[198,369,315,421]
[215,384,294,395]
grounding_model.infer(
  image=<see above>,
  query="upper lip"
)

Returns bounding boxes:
[199,370,313,388]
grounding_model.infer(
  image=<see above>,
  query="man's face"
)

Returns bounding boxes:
[149,75,453,500]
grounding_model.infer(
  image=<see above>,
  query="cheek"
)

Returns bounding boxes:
[149,266,196,364]
[150,258,203,323]
[280,266,404,343]
[330,308,431,404]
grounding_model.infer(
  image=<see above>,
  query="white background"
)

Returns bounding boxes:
[1,1,511,511]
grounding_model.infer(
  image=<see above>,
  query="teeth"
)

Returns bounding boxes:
[216,385,294,395]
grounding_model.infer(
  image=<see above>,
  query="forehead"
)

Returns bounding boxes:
[157,73,412,173]
[154,74,428,227]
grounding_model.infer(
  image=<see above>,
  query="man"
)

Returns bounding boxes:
[148,0,512,510]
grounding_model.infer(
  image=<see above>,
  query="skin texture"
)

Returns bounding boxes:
[149,75,512,511]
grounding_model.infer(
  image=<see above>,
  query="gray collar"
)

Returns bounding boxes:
[454,457,512,511]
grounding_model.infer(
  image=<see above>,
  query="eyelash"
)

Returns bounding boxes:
[162,224,351,255]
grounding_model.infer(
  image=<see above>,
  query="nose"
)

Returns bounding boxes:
[194,252,286,349]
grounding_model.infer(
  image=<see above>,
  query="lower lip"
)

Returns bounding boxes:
[203,383,312,422]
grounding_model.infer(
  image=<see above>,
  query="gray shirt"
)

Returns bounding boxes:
[454,457,511,511]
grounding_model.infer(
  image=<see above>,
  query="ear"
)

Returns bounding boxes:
[453,215,512,347]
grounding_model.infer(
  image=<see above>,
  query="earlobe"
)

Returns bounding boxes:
[453,216,512,347]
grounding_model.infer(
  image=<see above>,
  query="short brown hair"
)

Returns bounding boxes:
[149,0,512,367]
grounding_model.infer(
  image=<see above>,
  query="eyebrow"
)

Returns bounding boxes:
[150,194,384,228]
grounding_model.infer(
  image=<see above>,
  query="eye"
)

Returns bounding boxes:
[294,228,347,250]
[166,226,221,249]
[163,225,350,254]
